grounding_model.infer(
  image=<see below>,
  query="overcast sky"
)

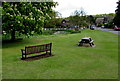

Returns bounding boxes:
[53,0,118,17]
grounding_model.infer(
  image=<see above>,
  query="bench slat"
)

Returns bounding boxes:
[21,43,52,59]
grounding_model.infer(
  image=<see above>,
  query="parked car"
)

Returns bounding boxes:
[114,26,120,31]
[90,26,95,30]
[101,25,104,28]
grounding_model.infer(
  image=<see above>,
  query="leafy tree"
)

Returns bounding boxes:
[44,11,62,28]
[45,17,63,28]
[113,0,120,26]
[2,2,57,40]
[70,8,98,28]
[69,8,88,27]
[71,8,86,16]
[55,11,62,18]
[87,15,95,25]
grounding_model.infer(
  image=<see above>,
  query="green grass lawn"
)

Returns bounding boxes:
[2,29,118,79]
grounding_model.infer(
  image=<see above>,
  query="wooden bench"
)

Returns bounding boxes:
[78,37,94,47]
[21,43,52,59]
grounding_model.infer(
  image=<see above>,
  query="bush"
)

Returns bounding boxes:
[64,29,81,34]
[71,30,81,33]
[104,22,115,29]
[42,30,55,35]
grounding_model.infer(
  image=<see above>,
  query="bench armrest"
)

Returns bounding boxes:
[90,40,94,43]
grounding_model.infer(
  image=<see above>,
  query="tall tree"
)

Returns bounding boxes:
[113,0,120,26]
[69,8,87,27]
[87,15,95,25]
[71,8,86,16]
[2,2,57,40]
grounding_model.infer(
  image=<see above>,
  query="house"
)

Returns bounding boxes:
[61,19,70,28]
[61,19,80,29]
[95,18,104,26]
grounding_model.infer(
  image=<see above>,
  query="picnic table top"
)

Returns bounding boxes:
[82,37,91,40]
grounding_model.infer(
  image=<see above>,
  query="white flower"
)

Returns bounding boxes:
[18,21,20,23]
[31,18,33,20]
[6,13,10,15]
[15,4,17,7]
[25,16,27,19]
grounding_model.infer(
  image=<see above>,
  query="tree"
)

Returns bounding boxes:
[69,8,88,27]
[113,0,120,26]
[44,18,63,28]
[2,2,57,40]
[71,8,86,16]
[87,15,95,25]
[55,11,62,18]
[44,10,62,28]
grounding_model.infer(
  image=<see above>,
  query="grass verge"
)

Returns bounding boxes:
[2,29,118,79]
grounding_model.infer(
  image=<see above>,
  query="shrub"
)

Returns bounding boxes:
[64,29,81,34]
[42,30,55,35]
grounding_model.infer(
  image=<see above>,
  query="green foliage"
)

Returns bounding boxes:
[87,15,95,25]
[104,21,115,28]
[113,1,120,26]
[42,30,55,35]
[68,8,94,27]
[67,9,115,28]
[71,8,86,16]
[68,15,89,27]
[0,7,2,18]
[2,2,57,40]
[64,29,81,34]
[44,18,63,28]
[41,29,81,35]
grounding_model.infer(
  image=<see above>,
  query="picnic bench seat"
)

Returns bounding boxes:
[78,37,94,47]
[21,43,52,59]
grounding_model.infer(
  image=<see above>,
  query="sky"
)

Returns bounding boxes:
[53,0,118,17]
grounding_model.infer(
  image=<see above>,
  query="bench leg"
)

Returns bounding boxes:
[89,43,92,47]
[49,43,52,55]
[22,54,24,59]
[25,54,26,59]
[21,54,26,60]
[46,51,48,54]
[49,50,51,55]
[78,43,83,46]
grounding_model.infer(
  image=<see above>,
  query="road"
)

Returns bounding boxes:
[95,27,120,35]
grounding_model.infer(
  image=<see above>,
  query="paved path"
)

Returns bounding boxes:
[95,27,120,35]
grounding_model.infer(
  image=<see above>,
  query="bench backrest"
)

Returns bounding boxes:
[25,43,52,55]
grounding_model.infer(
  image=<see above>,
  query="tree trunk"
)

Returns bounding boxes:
[11,29,16,40]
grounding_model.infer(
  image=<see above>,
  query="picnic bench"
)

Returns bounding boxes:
[78,37,94,47]
[21,43,52,59]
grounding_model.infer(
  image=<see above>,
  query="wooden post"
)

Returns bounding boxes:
[46,45,48,54]
[25,47,27,59]
[22,53,24,59]
[49,43,52,55]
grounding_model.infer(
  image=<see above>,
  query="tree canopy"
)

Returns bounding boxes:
[2,2,58,40]
[113,0,120,26]
[71,8,86,16]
